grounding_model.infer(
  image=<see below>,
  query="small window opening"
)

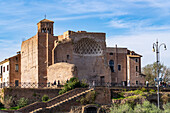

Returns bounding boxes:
[118,65,121,71]
[136,81,138,85]
[15,64,19,72]
[109,60,114,72]
[7,65,9,71]
[109,52,113,55]
[136,58,138,62]
[3,67,5,72]
[16,57,18,62]
[136,66,138,72]
[67,55,70,60]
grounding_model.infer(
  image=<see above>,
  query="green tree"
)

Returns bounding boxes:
[17,97,28,108]
[142,62,170,85]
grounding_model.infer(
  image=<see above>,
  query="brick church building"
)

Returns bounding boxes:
[0,19,146,87]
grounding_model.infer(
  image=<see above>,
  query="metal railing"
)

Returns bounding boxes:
[0,82,63,88]
[88,81,145,88]
[0,81,149,89]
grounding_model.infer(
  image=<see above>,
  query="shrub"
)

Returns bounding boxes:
[161,94,169,104]
[163,103,170,113]
[81,79,88,88]
[110,103,133,113]
[17,97,28,108]
[140,87,147,92]
[42,95,49,102]
[133,90,143,95]
[59,77,88,95]
[110,101,164,113]
[112,92,125,100]
[80,91,96,105]
[149,89,155,93]
[134,101,162,113]
[69,77,78,82]
[2,96,14,109]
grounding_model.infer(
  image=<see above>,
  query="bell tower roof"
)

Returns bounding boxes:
[37,18,54,35]
[37,19,54,24]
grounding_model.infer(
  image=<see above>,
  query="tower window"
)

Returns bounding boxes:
[41,28,45,33]
[47,28,51,34]
[136,66,138,72]
[118,65,121,71]
[109,60,114,72]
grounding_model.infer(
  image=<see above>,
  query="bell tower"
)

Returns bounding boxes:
[37,19,54,35]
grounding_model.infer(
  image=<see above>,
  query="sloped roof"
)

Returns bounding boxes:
[39,19,54,23]
[0,52,20,65]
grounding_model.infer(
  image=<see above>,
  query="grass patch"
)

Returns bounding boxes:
[112,93,125,100]
[0,106,20,110]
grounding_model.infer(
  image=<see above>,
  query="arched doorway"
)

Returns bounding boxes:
[109,60,114,72]
[86,107,97,113]
[83,105,98,113]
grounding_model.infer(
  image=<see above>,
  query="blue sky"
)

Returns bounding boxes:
[0,0,170,67]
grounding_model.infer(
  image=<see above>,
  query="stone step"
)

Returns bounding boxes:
[30,88,94,113]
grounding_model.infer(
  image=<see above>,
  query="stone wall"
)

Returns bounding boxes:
[53,40,73,64]
[9,54,21,84]
[106,47,127,84]
[70,32,111,83]
[21,35,39,84]
[1,88,61,104]
[47,62,77,84]
[94,87,111,105]
[128,56,145,86]
[51,31,111,84]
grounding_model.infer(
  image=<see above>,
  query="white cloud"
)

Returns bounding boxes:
[0,39,21,61]
[52,12,128,21]
[106,31,170,67]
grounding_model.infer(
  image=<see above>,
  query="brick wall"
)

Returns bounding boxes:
[2,88,61,104]
[47,62,76,85]
[106,48,127,84]
[9,54,21,84]
[21,35,39,84]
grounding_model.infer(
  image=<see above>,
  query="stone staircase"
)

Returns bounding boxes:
[30,88,94,113]
[18,88,94,113]
[15,88,89,113]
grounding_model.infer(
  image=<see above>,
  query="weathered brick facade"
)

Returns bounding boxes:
[0,52,21,86]
[1,18,145,87]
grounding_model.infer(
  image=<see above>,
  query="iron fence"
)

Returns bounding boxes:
[0,82,63,88]
[88,81,146,88]
[0,81,149,89]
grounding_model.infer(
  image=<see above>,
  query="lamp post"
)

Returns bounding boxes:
[153,40,167,108]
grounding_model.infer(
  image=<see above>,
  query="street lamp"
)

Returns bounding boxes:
[153,40,167,108]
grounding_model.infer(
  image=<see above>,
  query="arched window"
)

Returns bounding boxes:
[41,28,45,33]
[109,60,114,72]
[49,28,51,34]
[47,28,50,33]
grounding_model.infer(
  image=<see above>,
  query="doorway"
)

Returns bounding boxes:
[15,80,19,87]
[100,76,105,86]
